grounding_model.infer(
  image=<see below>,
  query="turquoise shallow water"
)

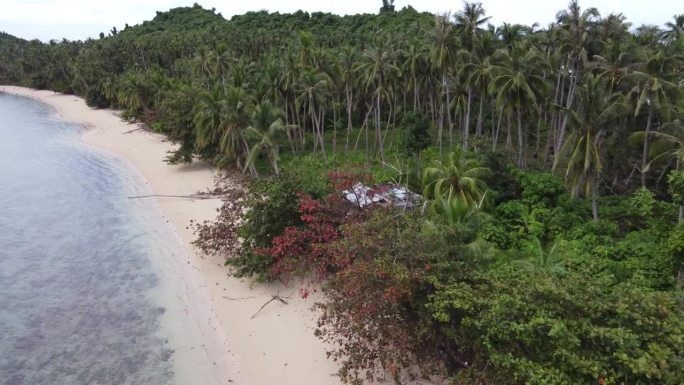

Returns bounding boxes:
[0,93,182,385]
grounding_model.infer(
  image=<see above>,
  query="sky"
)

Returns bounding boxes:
[0,0,681,41]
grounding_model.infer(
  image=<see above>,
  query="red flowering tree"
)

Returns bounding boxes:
[257,170,374,281]
[315,209,448,384]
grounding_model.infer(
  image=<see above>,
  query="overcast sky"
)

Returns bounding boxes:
[1,0,681,41]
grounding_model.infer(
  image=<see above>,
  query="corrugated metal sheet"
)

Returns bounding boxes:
[342,183,421,209]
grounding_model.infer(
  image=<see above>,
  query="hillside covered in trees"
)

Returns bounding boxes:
[2,1,684,384]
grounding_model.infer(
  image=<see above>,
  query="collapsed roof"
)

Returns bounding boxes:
[342,183,422,209]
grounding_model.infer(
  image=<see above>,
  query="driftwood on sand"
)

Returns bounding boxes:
[127,192,222,200]
[250,294,289,319]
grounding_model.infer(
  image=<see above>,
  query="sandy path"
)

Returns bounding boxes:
[0,86,340,385]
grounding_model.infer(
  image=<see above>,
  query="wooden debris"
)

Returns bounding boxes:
[250,294,289,319]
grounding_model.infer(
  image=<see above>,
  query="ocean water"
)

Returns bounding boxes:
[0,93,225,385]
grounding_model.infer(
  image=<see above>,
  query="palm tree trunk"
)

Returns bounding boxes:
[493,106,503,152]
[543,123,553,168]
[535,110,544,156]
[413,79,419,112]
[376,92,385,163]
[438,101,444,156]
[386,98,394,130]
[416,151,422,182]
[345,85,353,151]
[284,94,290,125]
[428,92,436,128]
[546,109,557,167]
[554,64,563,108]
[641,106,654,187]
[321,108,327,160]
[355,106,372,153]
[490,98,496,141]
[517,108,525,168]
[332,101,338,155]
[285,109,296,155]
[310,104,317,156]
[555,66,579,169]
[591,177,599,222]
[317,106,327,160]
[464,87,473,150]
[296,100,304,148]
[476,91,484,136]
[444,73,453,151]
[402,89,407,116]
[506,112,512,149]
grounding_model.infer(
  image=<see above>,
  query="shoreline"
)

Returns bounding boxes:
[0,86,340,385]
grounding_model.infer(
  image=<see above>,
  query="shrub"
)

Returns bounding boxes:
[514,170,566,207]
[257,192,361,280]
[316,211,451,384]
[428,269,684,385]
[192,184,244,258]
[232,173,305,279]
[193,173,303,281]
[316,209,490,384]
[612,230,676,290]
[668,170,684,206]
[282,155,333,198]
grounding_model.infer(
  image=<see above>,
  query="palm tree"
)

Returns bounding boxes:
[496,23,527,51]
[589,39,637,94]
[512,237,565,274]
[115,70,146,113]
[243,101,296,175]
[192,49,219,85]
[431,13,459,154]
[635,25,662,47]
[100,77,118,105]
[281,49,300,127]
[491,43,547,168]
[425,188,487,228]
[338,47,358,150]
[193,83,225,153]
[661,14,684,45]
[193,83,253,170]
[295,69,330,158]
[214,44,234,82]
[558,74,628,221]
[554,1,599,66]
[626,50,682,187]
[461,48,493,144]
[596,13,631,43]
[454,1,491,51]
[218,85,253,170]
[422,146,490,209]
[356,46,399,164]
[402,44,428,113]
[553,1,600,158]
[630,121,684,222]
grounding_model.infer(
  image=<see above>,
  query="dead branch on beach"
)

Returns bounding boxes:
[128,183,244,201]
[250,294,289,319]
[222,296,256,301]
[122,127,144,134]
[127,192,222,200]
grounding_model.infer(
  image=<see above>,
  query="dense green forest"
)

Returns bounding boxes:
[2,1,684,384]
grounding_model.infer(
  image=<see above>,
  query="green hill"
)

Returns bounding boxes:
[118,4,226,36]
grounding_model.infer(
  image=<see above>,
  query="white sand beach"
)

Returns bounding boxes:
[0,86,340,385]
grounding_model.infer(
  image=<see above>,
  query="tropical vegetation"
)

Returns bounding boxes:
[2,1,684,384]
